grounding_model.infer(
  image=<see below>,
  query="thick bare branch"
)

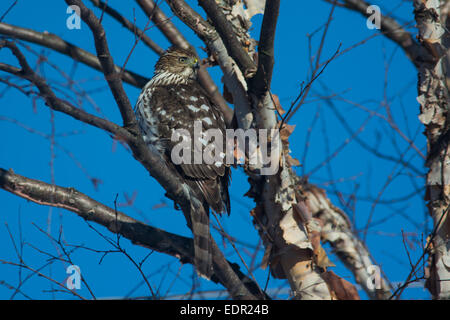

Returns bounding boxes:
[0,39,257,300]
[413,0,450,299]
[197,0,256,77]
[0,22,149,88]
[65,0,135,128]
[0,21,232,126]
[135,0,233,125]
[303,184,393,299]
[165,0,254,129]
[0,40,132,141]
[249,0,281,98]
[136,0,190,48]
[0,168,266,299]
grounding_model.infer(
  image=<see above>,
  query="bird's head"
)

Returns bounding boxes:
[154,46,199,81]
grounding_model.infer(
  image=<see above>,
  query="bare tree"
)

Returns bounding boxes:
[0,0,447,300]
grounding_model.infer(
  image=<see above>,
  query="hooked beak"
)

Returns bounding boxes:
[190,58,200,70]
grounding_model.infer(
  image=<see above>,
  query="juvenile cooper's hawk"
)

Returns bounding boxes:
[135,46,230,278]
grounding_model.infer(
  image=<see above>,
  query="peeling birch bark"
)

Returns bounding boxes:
[414,0,450,300]
[224,3,333,298]
[257,165,331,300]
[210,36,254,129]
[228,0,348,300]
[166,0,254,129]
[302,184,392,299]
[168,0,381,299]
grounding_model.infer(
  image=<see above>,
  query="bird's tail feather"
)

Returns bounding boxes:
[190,203,213,279]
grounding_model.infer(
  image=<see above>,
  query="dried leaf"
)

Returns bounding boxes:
[278,123,296,142]
[322,270,360,300]
[260,243,272,270]
[271,94,285,116]
[286,154,301,167]
[295,201,335,270]
[307,219,335,269]
[315,245,335,269]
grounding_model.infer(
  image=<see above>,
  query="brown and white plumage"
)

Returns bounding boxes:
[135,46,230,277]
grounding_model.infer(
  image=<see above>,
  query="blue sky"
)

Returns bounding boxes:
[0,0,429,299]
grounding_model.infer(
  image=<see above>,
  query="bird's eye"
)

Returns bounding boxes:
[178,57,188,63]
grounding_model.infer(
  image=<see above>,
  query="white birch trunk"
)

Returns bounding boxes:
[414,0,450,299]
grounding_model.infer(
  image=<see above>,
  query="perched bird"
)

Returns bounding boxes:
[135,46,230,278]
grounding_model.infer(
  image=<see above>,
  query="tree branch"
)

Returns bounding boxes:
[135,0,233,126]
[136,0,190,48]
[165,0,254,129]
[0,39,257,300]
[89,0,165,55]
[414,0,450,299]
[65,0,135,128]
[303,183,393,299]
[325,0,427,68]
[197,0,256,78]
[0,168,267,299]
[0,40,132,141]
[249,0,281,98]
[0,22,149,88]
